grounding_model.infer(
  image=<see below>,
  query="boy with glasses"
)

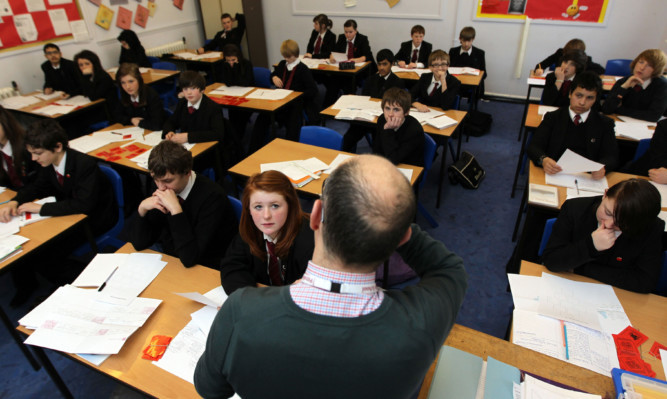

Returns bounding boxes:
[410,50,461,112]
[41,43,80,97]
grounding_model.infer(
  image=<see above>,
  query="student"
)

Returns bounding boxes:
[395,25,432,69]
[195,155,467,398]
[304,14,336,59]
[41,43,80,97]
[117,30,151,68]
[113,63,165,131]
[623,119,667,183]
[342,49,405,152]
[249,40,317,151]
[0,106,36,189]
[410,50,461,112]
[373,87,424,167]
[163,71,225,143]
[449,26,487,99]
[528,71,619,179]
[74,50,119,109]
[534,38,605,75]
[542,49,588,108]
[601,49,667,122]
[198,13,245,54]
[543,179,664,293]
[129,141,237,269]
[219,170,314,295]
[220,44,254,146]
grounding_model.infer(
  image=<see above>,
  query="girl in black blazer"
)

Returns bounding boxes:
[304,14,336,60]
[117,30,151,68]
[220,171,314,295]
[0,106,36,189]
[74,49,119,110]
[114,63,165,131]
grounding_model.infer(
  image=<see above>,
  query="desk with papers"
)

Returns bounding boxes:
[106,67,179,85]
[296,58,371,89]
[1,93,106,120]
[161,50,224,81]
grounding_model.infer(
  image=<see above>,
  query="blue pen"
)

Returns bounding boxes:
[563,323,570,360]
[0,200,10,206]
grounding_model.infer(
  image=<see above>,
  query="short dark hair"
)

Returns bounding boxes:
[560,49,587,74]
[606,178,661,237]
[178,70,206,91]
[43,43,59,53]
[411,25,425,35]
[343,19,357,30]
[570,71,602,96]
[74,50,106,77]
[376,49,395,64]
[428,50,450,66]
[221,13,232,20]
[564,38,585,52]
[148,140,193,177]
[459,26,476,40]
[321,156,415,270]
[313,14,332,30]
[116,63,147,106]
[381,87,411,114]
[25,119,68,151]
[223,43,242,59]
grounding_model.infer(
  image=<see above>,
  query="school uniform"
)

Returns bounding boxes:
[410,72,461,110]
[527,107,619,172]
[333,32,374,63]
[79,71,120,113]
[129,173,238,269]
[113,86,165,131]
[543,196,664,293]
[203,13,245,52]
[219,217,314,295]
[323,32,375,107]
[625,119,667,175]
[535,48,605,75]
[41,58,80,95]
[373,114,424,167]
[395,40,433,67]
[249,60,317,151]
[162,94,225,143]
[0,143,36,190]
[541,72,573,108]
[306,29,336,59]
[220,58,255,147]
[449,45,487,98]
[602,76,667,122]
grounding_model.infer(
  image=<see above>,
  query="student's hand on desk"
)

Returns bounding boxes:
[412,102,429,113]
[17,202,41,215]
[304,53,312,58]
[542,157,562,175]
[154,189,182,215]
[384,115,404,130]
[44,87,53,95]
[329,55,336,64]
[621,76,643,89]
[407,62,418,69]
[131,117,143,127]
[534,67,544,76]
[397,61,407,68]
[649,167,667,184]
[0,201,18,223]
[590,167,605,180]
[272,76,284,88]
[138,196,167,216]
[591,223,617,251]
[168,133,188,144]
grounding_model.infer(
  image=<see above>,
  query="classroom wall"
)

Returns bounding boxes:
[262,0,667,99]
[0,0,205,93]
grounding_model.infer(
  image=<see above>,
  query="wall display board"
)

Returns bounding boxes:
[475,0,611,24]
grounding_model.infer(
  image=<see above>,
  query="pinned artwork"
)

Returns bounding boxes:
[116,6,132,30]
[173,0,183,10]
[134,4,148,28]
[95,4,114,30]
[147,0,156,17]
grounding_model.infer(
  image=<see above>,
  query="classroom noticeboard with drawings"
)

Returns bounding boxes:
[476,0,611,24]
[0,0,84,52]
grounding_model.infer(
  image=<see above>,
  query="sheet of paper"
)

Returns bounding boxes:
[56,95,91,106]
[98,253,166,304]
[614,122,654,140]
[528,183,558,208]
[175,292,220,308]
[21,197,56,226]
[153,319,206,384]
[34,104,77,116]
[324,153,353,174]
[48,8,70,36]
[537,105,559,115]
[14,14,38,42]
[331,95,372,110]
[0,234,28,260]
[34,91,64,101]
[190,305,218,336]
[617,115,657,127]
[330,52,348,62]
[70,20,90,42]
[26,0,46,12]
[0,0,13,16]
[72,253,129,287]
[527,77,546,86]
[77,353,110,366]
[566,188,602,200]
[425,114,458,129]
[449,67,480,75]
[507,274,541,312]
[174,51,197,60]
[261,158,328,181]
[335,108,377,122]
[556,149,605,174]
[564,321,617,376]
[301,57,328,69]
[523,374,601,399]
[0,217,21,237]
[397,168,413,182]
[649,181,667,208]
[661,349,667,377]
[545,172,608,193]
[245,89,293,100]
[69,135,113,153]
[409,108,445,124]
[512,309,565,360]
[209,86,253,97]
[0,95,41,109]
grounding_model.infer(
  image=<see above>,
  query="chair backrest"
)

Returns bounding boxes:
[605,59,632,76]
[420,133,437,191]
[656,251,667,296]
[299,126,343,150]
[632,138,651,162]
[253,67,272,89]
[98,164,124,237]
[453,95,461,111]
[152,61,178,71]
[147,56,160,67]
[227,195,243,223]
[538,218,557,257]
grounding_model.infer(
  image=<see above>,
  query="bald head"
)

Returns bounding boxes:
[321,155,415,270]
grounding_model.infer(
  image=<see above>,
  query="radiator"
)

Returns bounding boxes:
[146,40,187,57]
[0,87,19,100]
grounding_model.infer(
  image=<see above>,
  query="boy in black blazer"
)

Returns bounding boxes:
[535,39,605,76]
[163,71,225,144]
[129,141,237,269]
[542,49,588,108]
[528,71,618,179]
[41,43,80,97]
[373,87,424,167]
[410,50,461,112]
[396,25,432,69]
[220,44,255,148]
[449,26,487,101]
[198,13,245,54]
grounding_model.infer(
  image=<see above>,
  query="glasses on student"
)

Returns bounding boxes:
[430,62,449,68]
[45,51,59,55]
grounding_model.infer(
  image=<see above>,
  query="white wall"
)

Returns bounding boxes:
[261,0,667,98]
[0,0,205,93]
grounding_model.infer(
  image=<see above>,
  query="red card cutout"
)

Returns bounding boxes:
[618,326,648,346]
[108,156,122,162]
[649,341,667,359]
[96,151,111,157]
[117,7,132,30]
[109,147,124,154]
[613,334,639,354]
[173,0,184,10]
[135,4,149,28]
[125,144,141,152]
[618,355,645,373]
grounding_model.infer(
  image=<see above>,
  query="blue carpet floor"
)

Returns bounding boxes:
[0,98,525,398]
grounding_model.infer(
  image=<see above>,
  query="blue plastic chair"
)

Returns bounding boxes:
[656,251,667,296]
[253,67,272,89]
[73,165,126,255]
[88,120,110,133]
[418,134,438,228]
[299,126,343,150]
[605,59,632,76]
[147,56,160,67]
[632,138,651,162]
[152,61,179,108]
[538,218,557,257]
[227,195,243,223]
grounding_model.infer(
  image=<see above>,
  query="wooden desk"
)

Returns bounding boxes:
[7,92,105,120]
[107,68,179,85]
[418,324,615,398]
[394,70,484,87]
[320,99,467,208]
[520,260,667,382]
[305,61,371,89]
[85,123,218,174]
[228,138,423,197]
[161,50,224,81]
[18,243,219,398]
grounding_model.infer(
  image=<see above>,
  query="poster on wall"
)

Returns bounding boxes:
[475,0,611,24]
[0,0,85,51]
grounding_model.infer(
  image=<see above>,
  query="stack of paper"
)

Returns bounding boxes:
[33,91,65,101]
[391,66,430,76]
[245,89,293,100]
[0,234,28,262]
[409,108,445,124]
[509,273,629,376]
[261,157,328,187]
[209,86,254,97]
[519,374,601,399]
[615,122,654,140]
[448,67,480,75]
[335,109,378,122]
[0,95,41,109]
[331,95,376,110]
[300,57,328,69]
[425,114,458,129]
[33,104,77,116]
[528,183,559,208]
[537,105,558,115]
[55,95,91,107]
